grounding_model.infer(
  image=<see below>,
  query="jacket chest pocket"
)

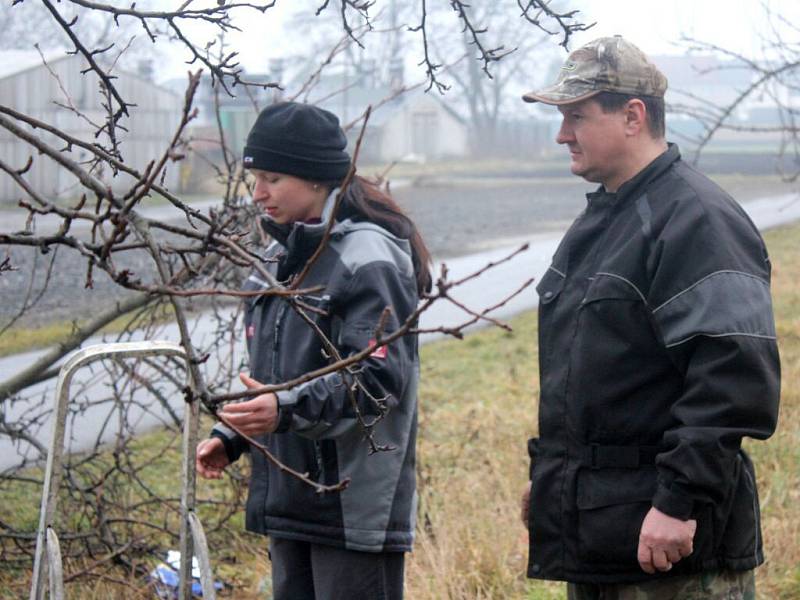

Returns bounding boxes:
[281,294,335,359]
[581,273,645,306]
[293,294,333,328]
[577,273,655,346]
[536,267,565,373]
[536,267,565,306]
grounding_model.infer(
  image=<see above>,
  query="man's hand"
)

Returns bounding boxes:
[520,481,532,528]
[196,438,230,480]
[637,506,696,574]
[218,373,280,437]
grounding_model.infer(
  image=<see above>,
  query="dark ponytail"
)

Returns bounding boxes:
[331,175,432,297]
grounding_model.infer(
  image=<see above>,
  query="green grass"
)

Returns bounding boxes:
[0,320,80,357]
[0,302,177,357]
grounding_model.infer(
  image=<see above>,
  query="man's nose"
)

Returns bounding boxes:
[555,122,573,145]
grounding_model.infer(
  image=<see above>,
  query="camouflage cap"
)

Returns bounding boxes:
[522,36,667,105]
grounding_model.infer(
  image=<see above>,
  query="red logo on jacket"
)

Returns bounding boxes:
[368,338,387,359]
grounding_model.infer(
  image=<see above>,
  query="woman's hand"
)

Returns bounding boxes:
[196,438,230,480]
[218,373,280,437]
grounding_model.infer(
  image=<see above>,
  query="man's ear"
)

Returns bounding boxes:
[623,98,647,136]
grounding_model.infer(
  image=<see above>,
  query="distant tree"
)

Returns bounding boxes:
[280,1,589,155]
[668,3,800,180]
[0,1,63,50]
[427,2,565,155]
[0,0,163,72]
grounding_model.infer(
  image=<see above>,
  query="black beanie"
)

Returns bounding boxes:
[243,102,351,182]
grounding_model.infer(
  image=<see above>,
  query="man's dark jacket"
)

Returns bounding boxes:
[212,195,420,553]
[528,144,780,583]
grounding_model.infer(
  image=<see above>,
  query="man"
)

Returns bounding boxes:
[520,36,780,599]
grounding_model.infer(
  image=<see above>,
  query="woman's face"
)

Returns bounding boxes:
[251,169,328,225]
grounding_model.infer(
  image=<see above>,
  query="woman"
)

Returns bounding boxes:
[196,101,430,600]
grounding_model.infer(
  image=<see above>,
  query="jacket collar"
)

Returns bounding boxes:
[257,189,406,279]
[586,143,680,208]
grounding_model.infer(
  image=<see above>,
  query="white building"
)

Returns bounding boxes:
[0,50,183,204]
[202,68,471,167]
[308,73,469,164]
[358,90,469,163]
[653,54,799,147]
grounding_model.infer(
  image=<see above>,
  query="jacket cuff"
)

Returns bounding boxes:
[652,483,694,520]
[274,388,299,433]
[210,423,242,463]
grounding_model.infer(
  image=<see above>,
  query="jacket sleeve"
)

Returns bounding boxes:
[646,193,780,519]
[273,261,418,440]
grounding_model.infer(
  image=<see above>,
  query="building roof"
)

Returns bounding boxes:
[0,49,72,80]
[0,48,181,104]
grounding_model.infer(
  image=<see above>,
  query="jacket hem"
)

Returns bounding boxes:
[528,553,764,583]
[263,529,413,554]
[249,516,414,553]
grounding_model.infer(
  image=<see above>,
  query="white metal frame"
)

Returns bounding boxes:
[29,341,216,600]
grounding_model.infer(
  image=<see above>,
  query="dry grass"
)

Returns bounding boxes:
[408,324,549,599]
[748,224,800,599]
[403,222,800,600]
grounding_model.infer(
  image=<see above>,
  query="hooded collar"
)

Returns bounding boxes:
[256,188,406,280]
[258,186,340,249]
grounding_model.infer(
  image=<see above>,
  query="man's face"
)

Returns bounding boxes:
[556,98,629,190]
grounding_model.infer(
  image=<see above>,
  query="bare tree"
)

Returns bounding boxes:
[426,2,566,155]
[0,1,588,595]
[666,4,800,181]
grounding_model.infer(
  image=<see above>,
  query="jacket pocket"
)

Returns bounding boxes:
[528,455,564,574]
[582,272,645,305]
[295,293,332,325]
[576,467,656,567]
[536,268,565,374]
[536,267,565,305]
[717,450,762,562]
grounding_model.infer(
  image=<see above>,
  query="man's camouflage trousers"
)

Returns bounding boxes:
[567,569,755,600]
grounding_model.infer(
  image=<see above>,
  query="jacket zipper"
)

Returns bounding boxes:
[270,302,289,382]
[314,442,324,482]
[270,299,323,481]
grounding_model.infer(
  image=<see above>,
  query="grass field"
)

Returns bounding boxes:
[405,222,800,600]
[1,222,798,599]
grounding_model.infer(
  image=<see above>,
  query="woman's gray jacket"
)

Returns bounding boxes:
[211,204,419,553]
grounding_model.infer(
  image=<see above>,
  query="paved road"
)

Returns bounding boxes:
[1,192,799,471]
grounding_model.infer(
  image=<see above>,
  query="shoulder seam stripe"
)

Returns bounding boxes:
[653,270,769,314]
[666,331,777,348]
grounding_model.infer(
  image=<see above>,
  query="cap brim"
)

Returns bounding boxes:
[521,88,602,106]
